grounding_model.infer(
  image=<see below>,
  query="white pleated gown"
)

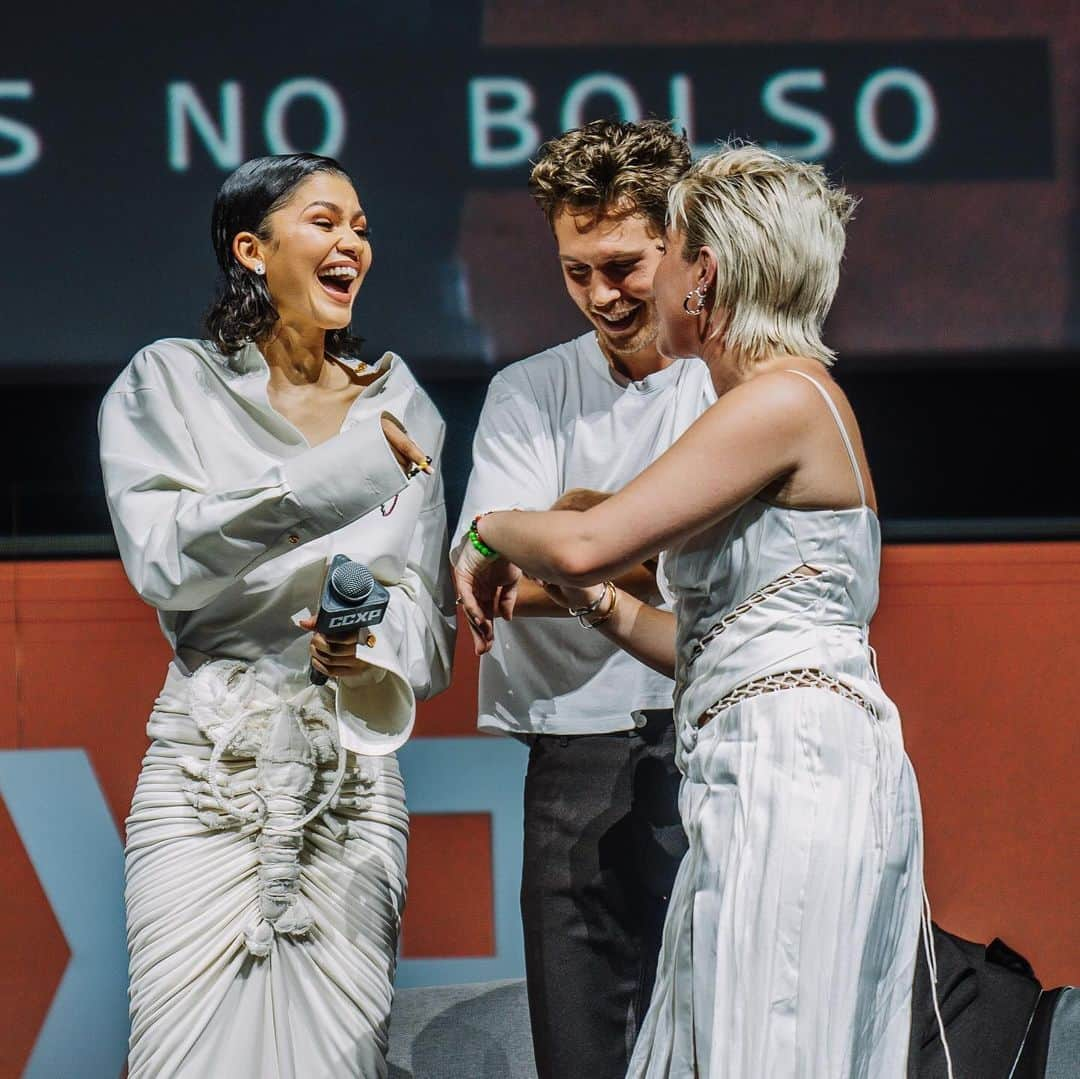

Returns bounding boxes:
[630,373,924,1078]
[98,340,456,1077]
[125,660,409,1078]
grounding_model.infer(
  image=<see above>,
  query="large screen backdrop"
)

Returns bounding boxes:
[1,2,1075,374]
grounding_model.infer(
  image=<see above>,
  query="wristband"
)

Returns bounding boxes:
[468,515,498,559]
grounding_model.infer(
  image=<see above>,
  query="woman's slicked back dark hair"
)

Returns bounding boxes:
[205,153,364,356]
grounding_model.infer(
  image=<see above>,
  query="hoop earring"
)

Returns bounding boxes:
[253,261,265,276]
[683,284,708,317]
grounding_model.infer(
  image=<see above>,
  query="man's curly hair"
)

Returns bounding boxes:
[528,119,691,235]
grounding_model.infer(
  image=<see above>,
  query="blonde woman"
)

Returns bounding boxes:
[455,145,924,1077]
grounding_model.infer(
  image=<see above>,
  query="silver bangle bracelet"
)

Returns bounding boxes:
[576,581,617,629]
[567,586,608,618]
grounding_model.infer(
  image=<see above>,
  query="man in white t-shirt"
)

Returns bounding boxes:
[453,120,715,1079]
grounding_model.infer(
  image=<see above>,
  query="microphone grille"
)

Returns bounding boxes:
[329,561,374,601]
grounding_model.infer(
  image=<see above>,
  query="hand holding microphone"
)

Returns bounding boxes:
[303,555,390,685]
[301,414,428,683]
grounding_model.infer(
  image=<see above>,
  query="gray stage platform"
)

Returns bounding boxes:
[388,979,537,1079]
[389,978,1080,1079]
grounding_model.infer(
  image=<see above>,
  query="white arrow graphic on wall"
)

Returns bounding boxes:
[0,750,128,1078]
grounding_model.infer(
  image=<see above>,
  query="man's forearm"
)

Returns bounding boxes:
[510,563,660,617]
[595,589,677,678]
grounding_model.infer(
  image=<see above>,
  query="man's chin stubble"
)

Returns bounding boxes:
[601,321,660,356]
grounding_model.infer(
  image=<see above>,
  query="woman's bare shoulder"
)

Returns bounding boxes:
[706,365,834,434]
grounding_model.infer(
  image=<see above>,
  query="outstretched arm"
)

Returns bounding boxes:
[455,540,678,670]
[512,488,662,616]
[456,373,814,645]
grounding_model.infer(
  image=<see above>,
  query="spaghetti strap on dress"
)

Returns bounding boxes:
[782,367,867,505]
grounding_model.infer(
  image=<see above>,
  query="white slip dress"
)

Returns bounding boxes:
[628,371,924,1078]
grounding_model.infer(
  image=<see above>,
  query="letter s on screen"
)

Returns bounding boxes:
[0,81,42,175]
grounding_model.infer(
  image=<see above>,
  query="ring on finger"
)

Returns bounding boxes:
[406,456,432,479]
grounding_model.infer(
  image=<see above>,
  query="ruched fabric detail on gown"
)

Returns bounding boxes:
[125,661,408,1078]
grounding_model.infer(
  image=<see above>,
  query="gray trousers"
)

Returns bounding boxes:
[520,711,688,1079]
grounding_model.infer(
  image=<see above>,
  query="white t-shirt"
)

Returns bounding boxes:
[454,332,715,735]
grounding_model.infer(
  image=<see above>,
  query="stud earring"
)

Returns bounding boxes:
[683,283,709,317]
[253,261,265,276]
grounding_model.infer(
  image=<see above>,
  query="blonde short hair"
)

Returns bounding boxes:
[667,143,857,366]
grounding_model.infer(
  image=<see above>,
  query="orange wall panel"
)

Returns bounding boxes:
[3,546,1079,997]
[401,812,495,958]
[874,543,1080,987]
[0,794,70,1079]
[0,564,15,750]
[13,561,171,830]
[415,610,485,737]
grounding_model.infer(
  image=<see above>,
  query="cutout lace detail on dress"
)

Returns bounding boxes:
[698,667,879,726]
[689,566,821,666]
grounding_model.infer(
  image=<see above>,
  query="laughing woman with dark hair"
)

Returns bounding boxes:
[100,154,455,1077]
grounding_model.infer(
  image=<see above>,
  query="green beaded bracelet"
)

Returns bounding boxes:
[468,516,498,559]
